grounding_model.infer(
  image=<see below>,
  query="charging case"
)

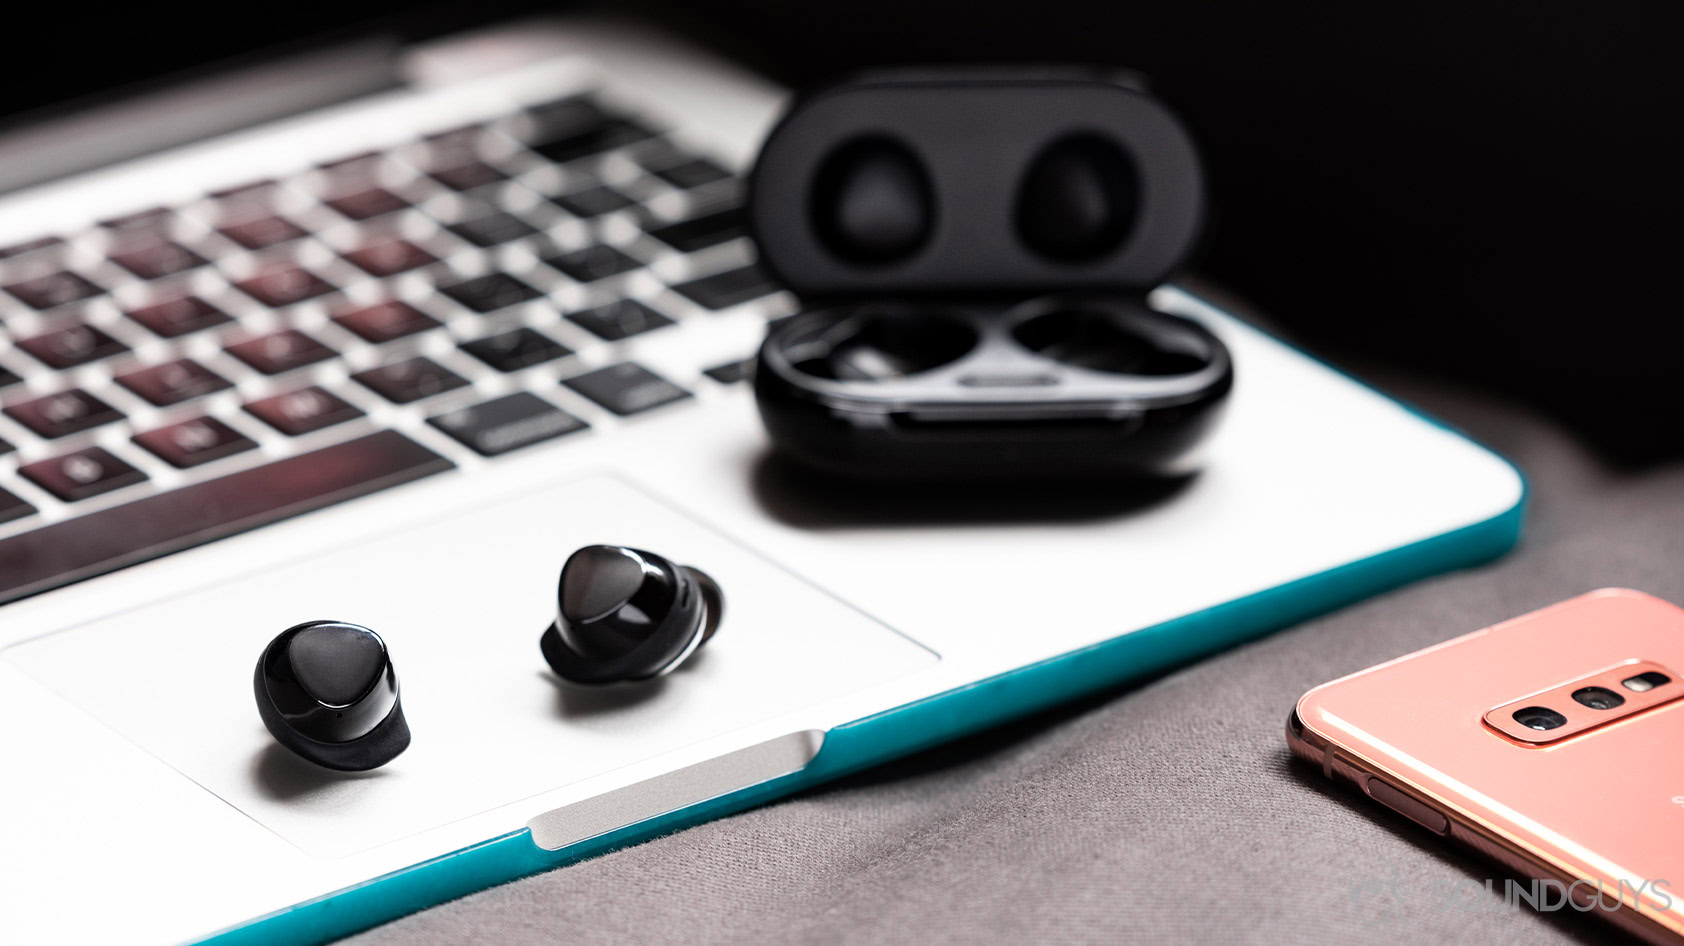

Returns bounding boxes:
[747,72,1233,480]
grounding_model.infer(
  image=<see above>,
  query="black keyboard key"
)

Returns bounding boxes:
[563,362,691,416]
[447,211,538,248]
[550,184,636,219]
[0,435,12,455]
[244,386,363,435]
[124,295,231,337]
[460,327,571,372]
[109,240,207,280]
[543,245,641,283]
[324,187,408,220]
[648,157,733,190]
[429,392,587,457]
[225,329,336,375]
[132,417,257,469]
[526,98,655,163]
[703,358,754,385]
[4,389,123,438]
[0,486,33,525]
[644,208,743,253]
[0,366,20,390]
[3,269,103,310]
[15,323,129,369]
[0,235,61,259]
[343,239,439,277]
[429,161,506,191]
[352,357,468,404]
[333,301,441,344]
[671,264,779,311]
[566,299,674,341]
[234,265,337,307]
[100,207,172,233]
[219,214,307,250]
[20,446,147,501]
[115,358,231,407]
[437,272,541,313]
[0,430,451,605]
[318,151,383,178]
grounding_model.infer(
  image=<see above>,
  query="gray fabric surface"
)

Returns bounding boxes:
[345,363,1679,946]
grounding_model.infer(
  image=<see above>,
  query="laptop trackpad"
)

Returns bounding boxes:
[3,475,936,857]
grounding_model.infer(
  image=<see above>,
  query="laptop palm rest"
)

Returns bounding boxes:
[3,475,935,857]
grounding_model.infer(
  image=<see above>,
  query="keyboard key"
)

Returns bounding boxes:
[208,179,277,202]
[644,207,743,253]
[4,389,123,438]
[436,272,541,313]
[219,214,307,250]
[15,323,129,369]
[351,357,468,404]
[333,300,440,344]
[100,207,172,233]
[0,366,20,390]
[429,161,506,192]
[671,264,779,311]
[0,486,33,525]
[703,358,754,385]
[20,446,147,501]
[543,245,641,283]
[234,265,337,307]
[3,269,103,310]
[324,187,408,220]
[132,417,257,468]
[0,430,451,605]
[124,295,231,337]
[244,386,363,435]
[115,358,231,406]
[566,299,674,341]
[225,329,336,375]
[648,157,733,190]
[342,239,439,277]
[318,151,383,178]
[429,392,587,457]
[447,211,538,248]
[526,97,655,163]
[109,239,207,280]
[0,235,61,259]
[460,327,571,372]
[550,184,636,219]
[0,435,11,455]
[563,362,691,416]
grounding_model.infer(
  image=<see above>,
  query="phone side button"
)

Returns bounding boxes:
[1366,777,1451,835]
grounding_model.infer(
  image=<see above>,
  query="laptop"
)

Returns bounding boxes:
[0,11,1525,944]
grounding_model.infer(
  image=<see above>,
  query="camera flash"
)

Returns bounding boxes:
[1622,671,1670,692]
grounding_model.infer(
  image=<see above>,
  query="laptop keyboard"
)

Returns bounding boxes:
[0,91,782,604]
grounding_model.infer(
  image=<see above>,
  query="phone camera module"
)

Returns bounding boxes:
[1621,671,1671,692]
[1571,686,1626,710]
[1512,706,1568,731]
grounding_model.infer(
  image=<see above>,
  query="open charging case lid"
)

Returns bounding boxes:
[745,72,1233,480]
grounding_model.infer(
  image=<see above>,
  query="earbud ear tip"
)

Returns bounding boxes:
[683,565,724,644]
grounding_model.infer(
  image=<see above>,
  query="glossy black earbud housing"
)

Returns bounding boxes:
[254,620,410,772]
[540,545,723,685]
[747,71,1230,481]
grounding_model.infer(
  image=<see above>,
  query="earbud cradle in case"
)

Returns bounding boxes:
[748,72,1233,480]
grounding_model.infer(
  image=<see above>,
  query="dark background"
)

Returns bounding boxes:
[8,2,1678,461]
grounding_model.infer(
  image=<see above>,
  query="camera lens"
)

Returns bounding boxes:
[1572,686,1626,710]
[1622,671,1671,692]
[1511,706,1567,731]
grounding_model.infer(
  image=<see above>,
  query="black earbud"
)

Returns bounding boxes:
[540,545,723,685]
[254,620,410,771]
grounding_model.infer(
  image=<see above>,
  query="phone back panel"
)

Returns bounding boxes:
[1296,588,1684,925]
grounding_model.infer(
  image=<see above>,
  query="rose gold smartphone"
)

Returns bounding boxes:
[1290,588,1684,943]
